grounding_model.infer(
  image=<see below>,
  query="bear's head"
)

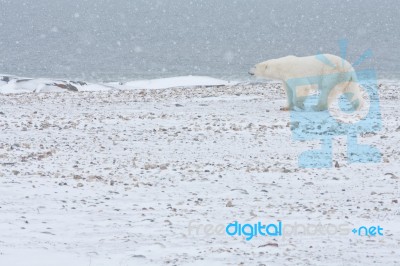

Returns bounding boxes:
[249,58,286,80]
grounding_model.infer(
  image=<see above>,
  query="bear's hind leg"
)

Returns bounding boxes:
[345,83,363,111]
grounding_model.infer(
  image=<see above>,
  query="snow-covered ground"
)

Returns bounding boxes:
[0,80,399,265]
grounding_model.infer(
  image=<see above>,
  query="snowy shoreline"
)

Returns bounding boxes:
[1,73,400,95]
[0,74,241,94]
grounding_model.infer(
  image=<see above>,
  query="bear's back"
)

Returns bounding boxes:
[276,54,352,79]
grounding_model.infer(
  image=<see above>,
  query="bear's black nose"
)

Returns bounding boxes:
[248,67,255,75]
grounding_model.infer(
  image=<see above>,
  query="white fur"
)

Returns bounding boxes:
[250,54,364,111]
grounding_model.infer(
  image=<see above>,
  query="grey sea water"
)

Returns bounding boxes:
[0,0,399,82]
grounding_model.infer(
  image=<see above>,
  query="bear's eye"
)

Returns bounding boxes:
[264,65,268,70]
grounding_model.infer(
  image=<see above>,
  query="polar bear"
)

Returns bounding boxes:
[249,54,364,111]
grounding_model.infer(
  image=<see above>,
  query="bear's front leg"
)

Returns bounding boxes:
[313,85,329,111]
[280,82,295,111]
